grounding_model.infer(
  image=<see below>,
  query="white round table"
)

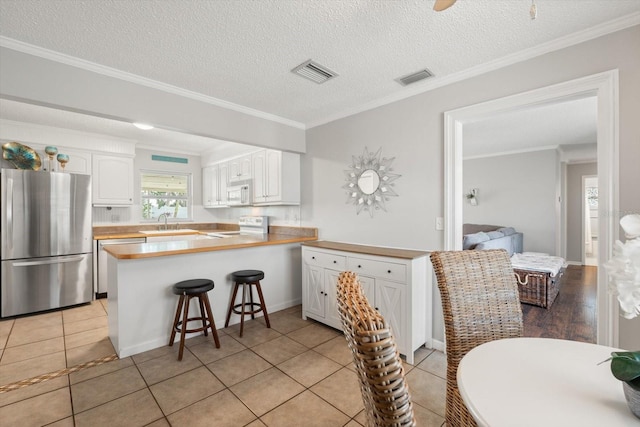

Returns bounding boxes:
[457,338,638,427]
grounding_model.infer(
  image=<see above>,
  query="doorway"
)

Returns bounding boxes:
[443,70,620,347]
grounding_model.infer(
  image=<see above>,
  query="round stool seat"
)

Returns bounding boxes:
[231,270,264,283]
[172,279,214,295]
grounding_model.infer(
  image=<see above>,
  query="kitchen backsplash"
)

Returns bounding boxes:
[92,205,301,226]
[92,206,134,224]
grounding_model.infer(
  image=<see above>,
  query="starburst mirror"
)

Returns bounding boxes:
[343,147,401,217]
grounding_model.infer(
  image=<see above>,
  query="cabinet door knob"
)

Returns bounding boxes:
[312,256,315,260]
[357,265,362,268]
[387,270,392,274]
[333,260,337,264]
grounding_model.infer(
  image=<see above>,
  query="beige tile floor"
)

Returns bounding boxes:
[0,300,447,426]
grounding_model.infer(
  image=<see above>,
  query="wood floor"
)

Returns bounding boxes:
[522,265,597,343]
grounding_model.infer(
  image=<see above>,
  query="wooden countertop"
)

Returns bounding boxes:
[94,224,316,241]
[94,230,221,240]
[302,240,429,259]
[104,233,318,260]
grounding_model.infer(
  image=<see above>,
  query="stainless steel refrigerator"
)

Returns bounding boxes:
[1,169,93,317]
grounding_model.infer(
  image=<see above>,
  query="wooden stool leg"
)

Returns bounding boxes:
[178,295,191,361]
[225,282,240,328]
[198,297,208,337]
[249,285,256,320]
[202,293,220,348]
[239,283,247,337]
[169,295,185,346]
[255,281,271,328]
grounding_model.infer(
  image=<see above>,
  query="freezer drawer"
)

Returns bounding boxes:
[1,253,93,317]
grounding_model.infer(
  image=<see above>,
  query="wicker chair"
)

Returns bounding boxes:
[336,271,416,427]
[430,250,523,427]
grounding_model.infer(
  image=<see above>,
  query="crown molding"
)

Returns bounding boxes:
[463,144,560,161]
[0,37,306,131]
[307,12,640,129]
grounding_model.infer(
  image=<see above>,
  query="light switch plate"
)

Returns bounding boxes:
[436,217,444,230]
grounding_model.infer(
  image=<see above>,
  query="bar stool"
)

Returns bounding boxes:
[169,278,220,361]
[224,270,271,337]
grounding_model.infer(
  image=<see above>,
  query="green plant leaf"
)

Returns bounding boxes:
[610,351,640,382]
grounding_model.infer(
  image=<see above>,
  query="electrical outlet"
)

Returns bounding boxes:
[435,217,444,230]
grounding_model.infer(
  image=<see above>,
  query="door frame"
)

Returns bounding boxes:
[443,70,619,347]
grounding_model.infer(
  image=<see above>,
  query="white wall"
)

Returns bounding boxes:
[463,150,559,255]
[304,26,640,348]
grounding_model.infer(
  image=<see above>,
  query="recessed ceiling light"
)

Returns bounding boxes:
[133,123,154,130]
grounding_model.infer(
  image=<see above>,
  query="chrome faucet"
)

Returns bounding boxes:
[157,213,171,230]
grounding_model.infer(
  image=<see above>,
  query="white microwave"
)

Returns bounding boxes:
[227,182,252,206]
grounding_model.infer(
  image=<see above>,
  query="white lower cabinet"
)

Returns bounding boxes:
[301,243,432,364]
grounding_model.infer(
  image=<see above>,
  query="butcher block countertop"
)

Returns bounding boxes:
[93,222,240,240]
[302,240,428,259]
[101,225,318,260]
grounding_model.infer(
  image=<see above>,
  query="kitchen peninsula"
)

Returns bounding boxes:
[102,226,317,358]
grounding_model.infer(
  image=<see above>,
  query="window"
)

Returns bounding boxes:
[141,171,191,220]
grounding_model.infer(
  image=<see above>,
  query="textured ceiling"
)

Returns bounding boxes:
[0,1,637,156]
[1,0,639,128]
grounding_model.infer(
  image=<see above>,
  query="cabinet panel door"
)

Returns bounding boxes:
[92,155,133,205]
[325,269,343,329]
[252,151,266,203]
[202,166,216,207]
[304,265,325,318]
[218,162,229,204]
[264,150,281,201]
[228,155,252,183]
[375,279,406,350]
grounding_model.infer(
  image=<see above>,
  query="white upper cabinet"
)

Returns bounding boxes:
[227,154,252,183]
[202,162,228,208]
[92,155,134,206]
[58,149,92,175]
[251,149,300,205]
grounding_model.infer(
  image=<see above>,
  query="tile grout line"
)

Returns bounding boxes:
[0,353,118,393]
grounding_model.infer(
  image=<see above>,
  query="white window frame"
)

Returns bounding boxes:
[140,170,193,222]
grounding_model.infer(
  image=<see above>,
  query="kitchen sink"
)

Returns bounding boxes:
[139,229,198,235]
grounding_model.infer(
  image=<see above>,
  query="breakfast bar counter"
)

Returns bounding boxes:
[104,232,318,259]
[104,227,317,358]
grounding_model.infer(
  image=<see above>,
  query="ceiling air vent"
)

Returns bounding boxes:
[396,68,434,86]
[291,60,338,84]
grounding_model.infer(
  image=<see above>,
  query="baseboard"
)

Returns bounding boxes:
[431,339,446,353]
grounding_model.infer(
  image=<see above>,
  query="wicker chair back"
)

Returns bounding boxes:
[336,271,416,427]
[430,249,523,427]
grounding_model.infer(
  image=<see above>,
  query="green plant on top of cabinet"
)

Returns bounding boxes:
[92,154,134,206]
[227,154,252,183]
[252,149,300,205]
[203,162,229,208]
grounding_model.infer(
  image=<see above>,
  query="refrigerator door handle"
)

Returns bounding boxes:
[12,255,85,267]
[6,177,13,250]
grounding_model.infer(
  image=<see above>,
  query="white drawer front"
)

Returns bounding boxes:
[347,257,407,282]
[304,250,346,270]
